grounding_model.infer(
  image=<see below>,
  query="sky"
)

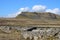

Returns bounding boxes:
[0,0,60,17]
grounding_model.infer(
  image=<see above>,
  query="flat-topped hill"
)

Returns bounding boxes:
[16,12,60,20]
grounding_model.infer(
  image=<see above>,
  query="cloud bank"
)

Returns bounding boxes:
[7,5,60,17]
[46,8,60,14]
[7,7,30,17]
[32,5,46,12]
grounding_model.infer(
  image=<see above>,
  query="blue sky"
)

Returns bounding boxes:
[0,0,60,17]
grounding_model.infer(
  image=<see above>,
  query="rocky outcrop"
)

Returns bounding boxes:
[21,27,60,40]
[0,26,60,40]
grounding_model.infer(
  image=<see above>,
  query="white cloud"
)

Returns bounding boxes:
[32,5,60,14]
[7,5,60,18]
[19,7,30,12]
[32,5,46,12]
[7,7,30,17]
[7,11,21,18]
[46,8,60,14]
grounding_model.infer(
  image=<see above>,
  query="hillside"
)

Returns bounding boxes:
[16,12,60,20]
[0,12,60,40]
[0,12,60,27]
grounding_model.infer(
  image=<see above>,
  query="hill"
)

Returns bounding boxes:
[0,12,60,40]
[16,12,60,20]
[0,12,60,27]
